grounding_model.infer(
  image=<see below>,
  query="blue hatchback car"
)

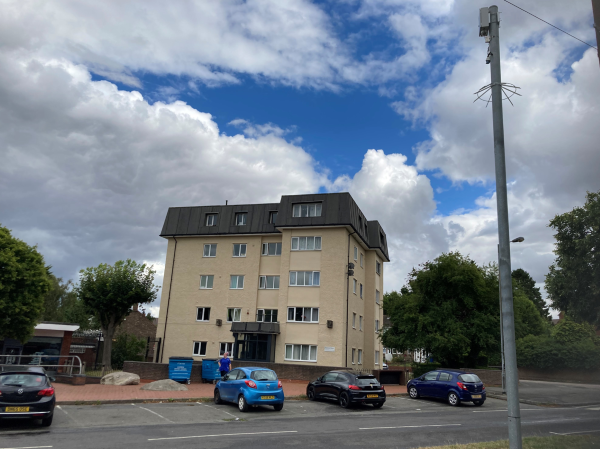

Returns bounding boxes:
[407,369,486,407]
[214,367,284,412]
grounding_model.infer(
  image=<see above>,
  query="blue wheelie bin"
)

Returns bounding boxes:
[202,359,220,384]
[169,356,193,384]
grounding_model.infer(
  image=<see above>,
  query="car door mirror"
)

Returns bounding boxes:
[50,377,56,382]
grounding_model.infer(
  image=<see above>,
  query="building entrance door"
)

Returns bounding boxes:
[234,334,275,362]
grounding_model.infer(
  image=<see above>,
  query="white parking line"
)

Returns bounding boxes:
[472,408,539,413]
[360,424,461,430]
[0,446,53,449]
[148,430,298,441]
[523,418,580,424]
[133,404,173,423]
[201,403,238,419]
[550,429,600,436]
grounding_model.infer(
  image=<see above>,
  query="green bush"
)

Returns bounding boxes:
[111,333,146,369]
[411,362,441,378]
[517,335,600,370]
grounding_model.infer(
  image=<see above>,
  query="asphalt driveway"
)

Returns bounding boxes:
[487,379,600,406]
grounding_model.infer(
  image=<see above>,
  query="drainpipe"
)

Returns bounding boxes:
[160,236,178,363]
[346,231,356,367]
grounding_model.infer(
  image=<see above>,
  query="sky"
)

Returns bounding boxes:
[1,0,598,318]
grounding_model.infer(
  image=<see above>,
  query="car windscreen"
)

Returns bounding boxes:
[356,376,380,387]
[0,373,46,387]
[458,374,482,383]
[251,370,278,381]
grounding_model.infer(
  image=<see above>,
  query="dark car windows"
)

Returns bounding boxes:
[458,374,482,383]
[226,369,240,380]
[0,374,45,387]
[251,370,278,381]
[356,376,380,386]
[438,373,452,382]
[237,371,247,380]
[423,372,439,381]
[322,372,338,382]
[334,373,350,383]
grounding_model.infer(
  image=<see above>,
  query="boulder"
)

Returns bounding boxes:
[140,379,188,391]
[101,372,140,386]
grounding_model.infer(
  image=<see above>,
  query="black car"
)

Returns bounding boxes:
[307,371,386,409]
[0,366,56,426]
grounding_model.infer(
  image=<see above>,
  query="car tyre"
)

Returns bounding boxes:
[41,414,53,427]
[307,386,316,401]
[339,392,351,409]
[273,403,283,411]
[238,394,249,412]
[473,400,485,407]
[372,402,384,409]
[409,386,420,399]
[214,389,222,404]
[448,392,461,407]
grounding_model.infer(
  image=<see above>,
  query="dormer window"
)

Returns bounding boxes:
[292,203,322,218]
[235,213,247,226]
[206,214,217,226]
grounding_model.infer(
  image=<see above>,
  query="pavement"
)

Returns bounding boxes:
[2,396,600,448]
[52,380,408,404]
[487,380,600,407]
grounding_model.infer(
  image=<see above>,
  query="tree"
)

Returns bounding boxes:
[545,190,600,326]
[381,252,500,368]
[111,333,146,369]
[512,268,549,319]
[76,260,158,368]
[42,275,94,329]
[0,225,51,342]
[513,289,547,340]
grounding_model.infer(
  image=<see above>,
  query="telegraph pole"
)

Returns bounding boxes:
[480,5,522,448]
[593,0,600,65]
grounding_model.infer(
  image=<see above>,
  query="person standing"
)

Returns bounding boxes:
[218,352,231,378]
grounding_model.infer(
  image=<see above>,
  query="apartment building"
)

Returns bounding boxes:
[155,193,389,370]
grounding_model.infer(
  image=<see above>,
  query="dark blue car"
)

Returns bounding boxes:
[214,367,284,412]
[407,369,486,407]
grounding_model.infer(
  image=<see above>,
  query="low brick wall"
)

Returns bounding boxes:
[519,368,600,384]
[52,374,87,386]
[231,360,360,381]
[459,368,502,386]
[123,361,203,382]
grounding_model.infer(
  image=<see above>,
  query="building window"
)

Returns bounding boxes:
[269,211,278,224]
[193,341,207,356]
[360,253,363,268]
[235,213,247,226]
[285,344,317,362]
[358,349,363,364]
[206,214,217,226]
[220,342,234,357]
[200,275,214,289]
[292,203,322,218]
[257,309,278,322]
[360,283,363,299]
[287,307,319,323]
[232,243,247,257]
[196,307,211,322]
[375,350,380,365]
[262,242,282,256]
[289,271,320,286]
[376,290,380,304]
[352,348,356,364]
[353,279,357,294]
[352,313,356,328]
[203,244,217,257]
[230,275,245,289]
[376,260,381,275]
[375,319,380,332]
[291,236,321,251]
[259,275,280,289]
[359,316,363,331]
[354,246,358,260]
[227,308,242,322]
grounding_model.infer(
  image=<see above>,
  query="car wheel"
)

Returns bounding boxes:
[238,394,249,412]
[214,389,222,404]
[372,402,384,409]
[448,392,461,407]
[473,400,485,407]
[307,386,316,401]
[41,414,53,427]
[339,392,351,409]
[409,386,420,399]
[273,403,283,411]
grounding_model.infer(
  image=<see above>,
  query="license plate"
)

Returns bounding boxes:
[366,394,378,398]
[5,407,30,412]
[261,396,275,400]
[472,394,482,399]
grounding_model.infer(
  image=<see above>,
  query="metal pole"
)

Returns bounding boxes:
[498,244,505,394]
[489,5,522,448]
[593,0,600,66]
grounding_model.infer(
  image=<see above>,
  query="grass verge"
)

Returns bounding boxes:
[416,434,600,449]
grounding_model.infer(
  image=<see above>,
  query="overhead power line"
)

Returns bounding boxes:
[504,0,598,50]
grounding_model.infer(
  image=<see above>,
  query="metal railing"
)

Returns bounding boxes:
[0,354,84,375]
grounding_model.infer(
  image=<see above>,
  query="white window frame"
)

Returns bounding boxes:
[358,349,363,365]
[352,348,356,364]
[291,236,322,251]
[376,260,381,275]
[235,213,247,226]
[256,309,278,323]
[203,244,217,258]
[352,313,356,328]
[375,350,380,365]
[220,342,234,357]
[200,275,214,289]
[292,203,322,218]
[259,275,280,289]
[289,271,320,286]
[232,243,247,257]
[269,211,278,224]
[285,344,317,362]
[353,279,357,294]
[192,341,207,356]
[360,253,363,268]
[230,275,245,289]
[261,242,282,256]
[206,214,217,226]
[376,290,380,304]
[287,307,319,323]
[196,307,210,322]
[359,315,363,331]
[354,246,358,260]
[360,283,363,299]
[227,308,242,322]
